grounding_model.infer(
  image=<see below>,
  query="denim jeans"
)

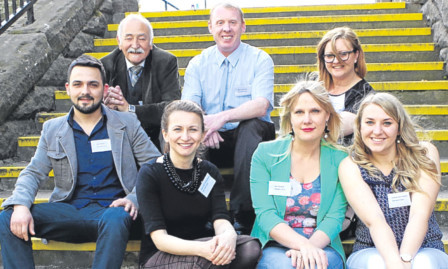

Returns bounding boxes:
[347,247,448,269]
[257,243,344,269]
[0,202,134,269]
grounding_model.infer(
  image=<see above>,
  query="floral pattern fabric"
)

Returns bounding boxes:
[284,175,321,238]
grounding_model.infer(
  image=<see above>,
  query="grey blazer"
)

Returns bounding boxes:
[2,105,160,209]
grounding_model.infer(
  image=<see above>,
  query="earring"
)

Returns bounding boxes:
[397,135,401,144]
[289,129,295,140]
[324,121,330,139]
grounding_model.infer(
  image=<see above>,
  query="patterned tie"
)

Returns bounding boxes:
[219,59,229,110]
[129,65,143,87]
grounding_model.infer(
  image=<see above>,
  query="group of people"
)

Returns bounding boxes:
[0,2,447,269]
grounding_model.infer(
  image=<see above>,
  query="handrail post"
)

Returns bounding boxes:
[4,0,10,21]
[26,2,34,25]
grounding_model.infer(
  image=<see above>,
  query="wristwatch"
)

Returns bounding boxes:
[400,253,412,263]
[128,105,136,113]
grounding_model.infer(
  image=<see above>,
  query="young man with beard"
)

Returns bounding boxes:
[0,55,160,269]
[101,14,181,150]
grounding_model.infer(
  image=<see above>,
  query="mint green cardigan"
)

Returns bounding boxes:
[250,136,348,261]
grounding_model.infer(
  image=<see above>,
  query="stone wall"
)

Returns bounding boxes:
[420,0,448,75]
[0,0,137,161]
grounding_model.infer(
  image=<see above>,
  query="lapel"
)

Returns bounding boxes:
[270,138,292,215]
[105,106,126,180]
[55,115,77,183]
[318,143,337,222]
[114,52,131,97]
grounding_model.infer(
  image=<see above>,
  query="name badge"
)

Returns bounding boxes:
[198,173,216,198]
[235,87,251,96]
[268,181,291,196]
[138,101,143,105]
[388,192,411,208]
[91,139,112,153]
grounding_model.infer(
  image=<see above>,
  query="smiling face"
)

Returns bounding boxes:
[65,66,106,114]
[162,111,204,161]
[118,18,152,65]
[290,92,330,143]
[360,104,399,157]
[324,38,359,82]
[208,6,246,57]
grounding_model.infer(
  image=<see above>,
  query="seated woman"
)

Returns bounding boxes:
[250,79,348,269]
[317,26,374,144]
[137,100,261,268]
[339,93,448,269]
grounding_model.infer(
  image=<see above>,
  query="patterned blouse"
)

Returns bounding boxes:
[353,165,444,252]
[284,175,321,238]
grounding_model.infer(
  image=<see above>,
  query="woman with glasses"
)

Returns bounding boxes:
[317,27,374,145]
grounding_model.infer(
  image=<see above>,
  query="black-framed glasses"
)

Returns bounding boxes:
[323,50,355,63]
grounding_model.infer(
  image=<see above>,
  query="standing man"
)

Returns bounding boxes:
[0,55,160,268]
[182,3,275,234]
[102,14,181,150]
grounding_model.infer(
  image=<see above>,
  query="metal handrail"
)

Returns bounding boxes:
[0,0,37,35]
[161,0,179,11]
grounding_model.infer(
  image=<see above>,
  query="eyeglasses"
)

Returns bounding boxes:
[323,50,355,63]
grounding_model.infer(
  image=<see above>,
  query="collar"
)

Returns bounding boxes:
[125,58,145,71]
[214,42,244,68]
[67,105,108,127]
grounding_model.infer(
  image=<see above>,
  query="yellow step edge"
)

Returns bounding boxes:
[274,81,448,93]
[3,238,448,253]
[37,113,66,123]
[0,167,54,178]
[137,3,405,18]
[273,62,444,74]
[98,27,432,44]
[16,130,448,148]
[271,106,448,117]
[108,13,423,31]
[87,43,435,59]
[95,28,431,45]
[54,81,448,100]
[4,239,448,253]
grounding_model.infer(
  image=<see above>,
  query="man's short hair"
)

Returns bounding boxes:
[67,55,107,85]
[117,14,154,46]
[209,2,244,23]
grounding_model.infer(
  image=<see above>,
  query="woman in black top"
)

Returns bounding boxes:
[317,27,374,145]
[137,100,261,268]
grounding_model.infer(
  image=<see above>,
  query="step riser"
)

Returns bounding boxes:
[93,36,435,52]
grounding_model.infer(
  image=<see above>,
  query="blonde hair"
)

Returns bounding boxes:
[351,93,440,192]
[316,27,367,90]
[279,76,342,147]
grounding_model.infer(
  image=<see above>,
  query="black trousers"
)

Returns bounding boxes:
[208,119,275,215]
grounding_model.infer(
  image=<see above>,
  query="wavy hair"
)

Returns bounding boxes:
[279,75,342,147]
[351,93,440,193]
[117,14,154,46]
[316,27,367,91]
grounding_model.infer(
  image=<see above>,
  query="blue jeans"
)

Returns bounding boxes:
[347,247,448,269]
[0,202,134,269]
[257,243,344,269]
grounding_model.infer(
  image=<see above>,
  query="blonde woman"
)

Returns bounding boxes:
[250,79,347,268]
[339,93,448,268]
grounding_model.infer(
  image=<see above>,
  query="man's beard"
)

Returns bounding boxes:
[73,95,102,114]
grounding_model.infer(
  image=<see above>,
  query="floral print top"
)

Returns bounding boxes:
[284,175,321,239]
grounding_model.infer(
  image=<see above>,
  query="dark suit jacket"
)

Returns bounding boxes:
[101,46,181,148]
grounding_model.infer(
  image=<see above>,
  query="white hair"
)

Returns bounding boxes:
[117,14,154,46]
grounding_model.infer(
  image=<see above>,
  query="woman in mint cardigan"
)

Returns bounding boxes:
[250,79,348,269]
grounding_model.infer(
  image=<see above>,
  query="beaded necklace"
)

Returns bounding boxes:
[163,153,201,194]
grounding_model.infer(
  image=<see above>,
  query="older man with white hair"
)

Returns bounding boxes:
[102,14,181,150]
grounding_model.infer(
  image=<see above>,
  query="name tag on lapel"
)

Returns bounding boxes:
[91,139,112,153]
[268,181,291,196]
[198,173,216,198]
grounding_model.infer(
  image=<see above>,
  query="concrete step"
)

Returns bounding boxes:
[138,2,413,22]
[88,43,440,67]
[92,28,434,51]
[106,13,426,36]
